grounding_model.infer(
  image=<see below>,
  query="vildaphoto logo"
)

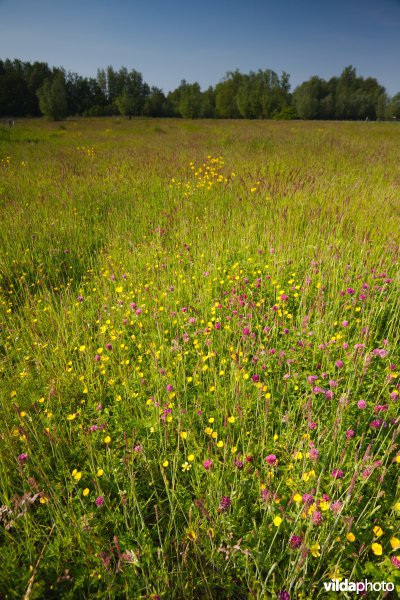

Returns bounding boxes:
[323,579,394,594]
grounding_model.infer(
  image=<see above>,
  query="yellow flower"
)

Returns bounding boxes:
[208,417,214,423]
[216,440,224,448]
[162,460,169,468]
[186,530,197,541]
[346,532,356,542]
[227,416,235,424]
[188,454,195,462]
[97,468,104,477]
[373,526,383,537]
[204,427,213,435]
[180,431,187,440]
[67,413,76,421]
[273,516,283,526]
[390,537,400,550]
[293,493,302,503]
[319,501,330,512]
[310,542,320,557]
[73,471,82,481]
[79,345,86,352]
[181,462,191,471]
[395,502,400,512]
[39,497,48,504]
[104,436,111,444]
[83,488,90,497]
[371,543,383,556]
[329,567,343,582]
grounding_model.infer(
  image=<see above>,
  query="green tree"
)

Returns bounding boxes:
[386,93,400,120]
[179,81,201,118]
[293,76,330,119]
[215,70,243,118]
[115,69,149,118]
[143,86,167,117]
[199,86,216,118]
[37,72,68,120]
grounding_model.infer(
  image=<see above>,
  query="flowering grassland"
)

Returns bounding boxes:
[0,118,399,599]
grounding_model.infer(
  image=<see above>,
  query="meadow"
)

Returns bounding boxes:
[0,117,399,599]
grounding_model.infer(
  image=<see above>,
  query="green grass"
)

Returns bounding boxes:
[0,118,399,599]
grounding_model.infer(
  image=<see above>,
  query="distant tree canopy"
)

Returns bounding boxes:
[293,66,388,121]
[0,59,398,121]
[37,72,68,121]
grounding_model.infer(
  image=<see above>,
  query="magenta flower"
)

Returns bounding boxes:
[203,459,213,470]
[218,496,231,512]
[346,429,355,439]
[289,535,302,549]
[95,496,104,506]
[335,360,344,369]
[332,469,344,479]
[309,448,319,461]
[18,453,28,465]
[391,556,400,569]
[311,510,323,525]
[330,500,343,513]
[302,493,314,504]
[265,454,277,466]
[357,399,367,409]
[166,384,174,392]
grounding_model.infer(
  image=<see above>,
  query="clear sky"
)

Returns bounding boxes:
[1,0,399,95]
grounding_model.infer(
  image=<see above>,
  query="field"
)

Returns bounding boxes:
[0,118,399,599]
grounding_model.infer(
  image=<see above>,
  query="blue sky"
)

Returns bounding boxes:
[1,0,399,95]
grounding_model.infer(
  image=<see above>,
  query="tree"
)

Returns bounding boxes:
[386,93,400,120]
[37,72,68,120]
[199,86,216,118]
[115,69,149,118]
[178,81,202,118]
[143,86,167,117]
[215,71,243,118]
[293,76,330,119]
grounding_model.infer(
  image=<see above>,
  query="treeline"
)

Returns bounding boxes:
[1,58,399,121]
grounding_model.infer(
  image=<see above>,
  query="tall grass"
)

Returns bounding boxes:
[0,118,399,599]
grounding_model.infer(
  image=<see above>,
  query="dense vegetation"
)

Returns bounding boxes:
[0,119,399,598]
[1,59,400,120]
